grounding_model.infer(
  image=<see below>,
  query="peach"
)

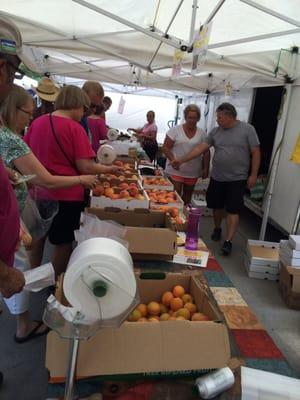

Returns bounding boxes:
[137,303,147,317]
[159,303,168,315]
[176,308,190,320]
[127,309,142,322]
[182,294,193,304]
[119,190,130,198]
[147,301,161,316]
[172,285,185,298]
[162,291,174,307]
[160,313,170,321]
[114,160,123,167]
[119,182,129,190]
[184,302,197,315]
[104,188,114,197]
[192,313,210,321]
[170,297,183,312]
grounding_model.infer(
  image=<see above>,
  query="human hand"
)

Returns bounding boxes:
[109,165,123,174]
[79,175,99,189]
[171,159,181,170]
[6,167,20,184]
[202,168,209,179]
[247,174,257,189]
[0,268,25,298]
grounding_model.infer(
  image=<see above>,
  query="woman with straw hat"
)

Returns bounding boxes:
[32,76,60,119]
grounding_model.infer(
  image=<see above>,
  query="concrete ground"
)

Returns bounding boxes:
[0,207,299,399]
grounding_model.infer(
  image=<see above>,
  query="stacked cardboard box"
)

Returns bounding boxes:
[244,240,280,280]
[279,235,300,309]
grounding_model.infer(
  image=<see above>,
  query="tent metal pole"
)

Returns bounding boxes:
[240,0,300,28]
[204,0,226,25]
[72,0,187,50]
[208,28,300,50]
[148,0,184,69]
[259,84,292,240]
[292,200,300,235]
[189,0,198,45]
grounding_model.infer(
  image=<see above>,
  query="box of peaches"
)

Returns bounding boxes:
[90,177,149,210]
[46,271,230,379]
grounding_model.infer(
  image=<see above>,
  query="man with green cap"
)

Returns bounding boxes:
[0,14,27,385]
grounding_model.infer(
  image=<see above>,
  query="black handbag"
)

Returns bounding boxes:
[49,113,90,206]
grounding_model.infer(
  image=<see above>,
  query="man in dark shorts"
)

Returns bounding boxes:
[172,103,260,255]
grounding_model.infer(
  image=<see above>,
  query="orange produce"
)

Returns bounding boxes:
[119,189,130,198]
[162,291,174,307]
[104,187,114,197]
[173,285,185,298]
[170,297,183,312]
[147,301,161,316]
[176,308,191,320]
[182,294,193,304]
[192,312,210,321]
[119,182,129,190]
[137,303,147,317]
[127,309,142,322]
[159,303,168,315]
[148,317,160,322]
[176,316,186,321]
[160,313,170,321]
[184,302,197,315]
[137,317,148,322]
[169,316,177,320]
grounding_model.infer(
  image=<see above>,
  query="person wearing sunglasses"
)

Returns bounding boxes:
[0,84,99,343]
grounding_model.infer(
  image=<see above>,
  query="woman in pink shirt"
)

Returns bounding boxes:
[129,110,158,162]
[25,85,120,277]
[87,104,108,153]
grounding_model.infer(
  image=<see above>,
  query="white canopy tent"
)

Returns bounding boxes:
[1,0,300,93]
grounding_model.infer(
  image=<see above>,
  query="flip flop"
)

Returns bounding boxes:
[14,322,50,344]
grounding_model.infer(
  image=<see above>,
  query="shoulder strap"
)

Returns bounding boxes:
[49,113,76,170]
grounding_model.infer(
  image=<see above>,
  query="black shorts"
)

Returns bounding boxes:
[206,178,246,214]
[48,201,85,245]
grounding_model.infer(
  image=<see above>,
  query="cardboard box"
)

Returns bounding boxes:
[90,186,150,210]
[142,176,174,190]
[244,255,279,280]
[246,240,279,267]
[279,264,300,309]
[147,190,184,211]
[87,208,177,260]
[46,272,231,380]
[289,235,300,250]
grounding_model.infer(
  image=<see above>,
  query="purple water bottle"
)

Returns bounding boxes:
[185,206,201,250]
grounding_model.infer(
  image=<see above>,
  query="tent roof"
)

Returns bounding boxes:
[1,0,300,93]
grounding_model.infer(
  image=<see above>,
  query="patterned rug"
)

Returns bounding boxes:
[47,253,296,399]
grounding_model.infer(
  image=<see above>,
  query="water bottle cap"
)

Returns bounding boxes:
[92,280,107,297]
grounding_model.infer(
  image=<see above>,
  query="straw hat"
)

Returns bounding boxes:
[33,77,60,102]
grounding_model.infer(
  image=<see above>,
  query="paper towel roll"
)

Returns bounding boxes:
[63,238,136,322]
[97,144,117,165]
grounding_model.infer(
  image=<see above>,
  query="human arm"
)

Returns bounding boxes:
[171,142,210,169]
[202,149,210,179]
[0,258,25,298]
[247,146,261,189]
[75,158,121,175]
[162,135,176,162]
[13,153,99,189]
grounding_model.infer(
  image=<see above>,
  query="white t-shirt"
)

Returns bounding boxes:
[165,124,206,178]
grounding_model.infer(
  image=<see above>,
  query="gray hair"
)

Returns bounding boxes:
[183,104,201,120]
[216,103,237,118]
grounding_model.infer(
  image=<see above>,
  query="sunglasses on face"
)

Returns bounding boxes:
[4,58,25,80]
[17,107,33,117]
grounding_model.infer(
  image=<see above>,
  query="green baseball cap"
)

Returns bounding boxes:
[0,14,23,60]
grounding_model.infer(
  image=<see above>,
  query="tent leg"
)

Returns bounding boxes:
[64,338,80,400]
[259,85,292,240]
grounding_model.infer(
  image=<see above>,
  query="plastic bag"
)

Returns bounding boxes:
[21,192,58,240]
[74,212,128,248]
[23,262,55,292]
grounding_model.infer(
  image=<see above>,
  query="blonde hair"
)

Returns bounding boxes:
[82,81,104,100]
[0,84,34,131]
[184,104,201,120]
[55,85,90,110]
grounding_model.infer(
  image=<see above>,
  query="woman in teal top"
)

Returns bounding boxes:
[0,84,98,343]
[0,126,30,211]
